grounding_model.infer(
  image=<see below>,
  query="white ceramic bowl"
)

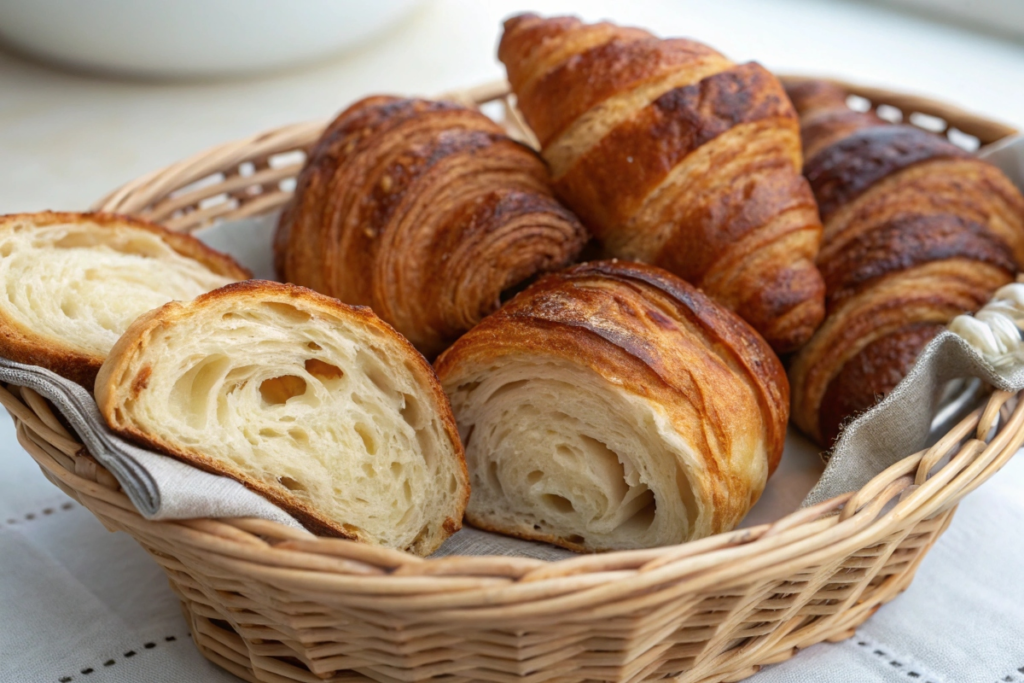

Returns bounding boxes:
[0,0,425,79]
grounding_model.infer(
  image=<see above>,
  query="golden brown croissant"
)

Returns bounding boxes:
[786,80,1024,446]
[275,96,587,358]
[498,14,825,353]
[435,260,788,552]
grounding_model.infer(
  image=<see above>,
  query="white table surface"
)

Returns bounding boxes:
[2,1,1024,682]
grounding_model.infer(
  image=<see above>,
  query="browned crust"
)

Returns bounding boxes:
[552,62,798,232]
[820,213,1015,310]
[436,260,788,547]
[804,125,972,222]
[789,82,1024,444]
[96,280,468,552]
[0,211,250,388]
[516,35,723,146]
[498,15,826,354]
[818,323,943,446]
[275,96,587,358]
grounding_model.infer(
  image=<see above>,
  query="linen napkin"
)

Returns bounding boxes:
[0,357,303,529]
[804,285,1024,506]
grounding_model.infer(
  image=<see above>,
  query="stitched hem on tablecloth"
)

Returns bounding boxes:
[56,633,187,682]
[852,633,949,683]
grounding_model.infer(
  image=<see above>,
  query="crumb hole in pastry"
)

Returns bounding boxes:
[0,242,12,257]
[262,301,312,322]
[487,379,528,402]
[259,375,307,405]
[676,464,699,523]
[458,381,481,395]
[463,425,475,448]
[51,231,101,250]
[391,462,403,476]
[354,423,377,455]
[306,341,322,350]
[278,476,306,492]
[342,524,361,535]
[542,494,575,514]
[400,393,423,428]
[359,352,397,397]
[487,461,504,496]
[403,480,412,503]
[288,428,308,444]
[616,488,657,534]
[566,534,585,545]
[526,470,544,485]
[305,358,343,381]
[448,475,459,493]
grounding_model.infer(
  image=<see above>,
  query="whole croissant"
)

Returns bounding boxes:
[435,260,788,552]
[498,14,825,353]
[275,96,587,358]
[787,80,1024,446]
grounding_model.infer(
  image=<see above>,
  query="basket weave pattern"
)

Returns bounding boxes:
[3,79,1020,683]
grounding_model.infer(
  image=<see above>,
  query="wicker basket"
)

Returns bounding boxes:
[5,78,1022,683]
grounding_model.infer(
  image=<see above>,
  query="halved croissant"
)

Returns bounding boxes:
[435,261,787,552]
[0,211,249,387]
[96,281,469,555]
[275,96,588,358]
[786,80,1024,445]
[498,14,825,353]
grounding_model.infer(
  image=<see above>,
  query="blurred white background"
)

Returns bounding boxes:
[0,0,1022,214]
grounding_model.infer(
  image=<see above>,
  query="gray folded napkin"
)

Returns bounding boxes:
[805,293,1024,506]
[0,357,303,529]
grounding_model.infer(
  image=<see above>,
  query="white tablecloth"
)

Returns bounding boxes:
[2,0,1024,680]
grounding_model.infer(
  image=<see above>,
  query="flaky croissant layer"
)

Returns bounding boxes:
[436,261,788,552]
[0,211,249,387]
[96,281,469,555]
[499,13,826,353]
[275,96,588,358]
[786,80,1024,445]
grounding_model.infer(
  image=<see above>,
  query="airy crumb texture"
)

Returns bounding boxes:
[436,261,788,553]
[0,211,249,386]
[96,280,469,556]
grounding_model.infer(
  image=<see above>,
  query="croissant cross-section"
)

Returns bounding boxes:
[435,261,788,552]
[0,211,249,387]
[96,281,469,555]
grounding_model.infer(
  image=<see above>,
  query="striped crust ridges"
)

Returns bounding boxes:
[787,80,1024,445]
[275,96,587,358]
[499,13,826,353]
